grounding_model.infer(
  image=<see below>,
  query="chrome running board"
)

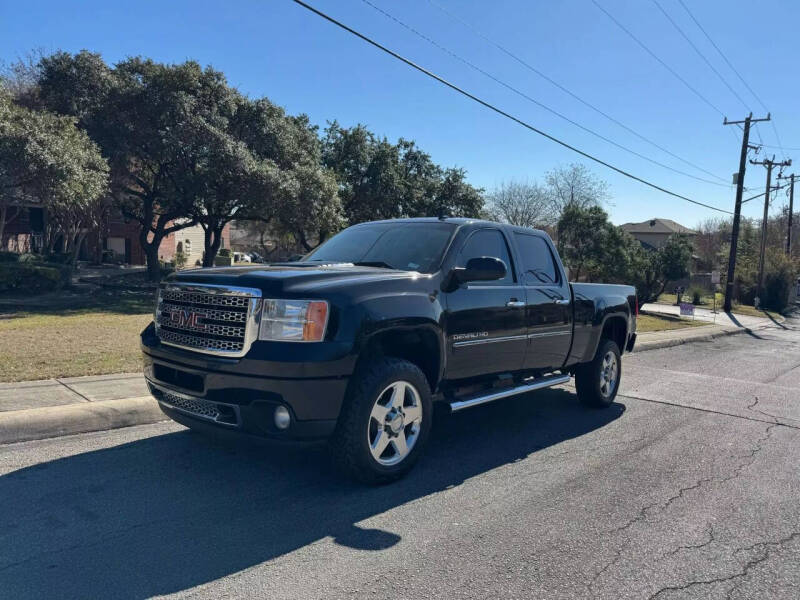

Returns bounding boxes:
[449,374,571,412]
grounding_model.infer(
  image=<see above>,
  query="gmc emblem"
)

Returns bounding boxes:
[169,309,207,330]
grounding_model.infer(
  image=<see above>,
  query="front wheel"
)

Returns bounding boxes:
[575,339,621,408]
[330,357,433,484]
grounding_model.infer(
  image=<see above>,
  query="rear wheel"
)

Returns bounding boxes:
[576,339,621,408]
[331,357,432,484]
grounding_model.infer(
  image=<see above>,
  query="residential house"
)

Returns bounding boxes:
[2,203,229,266]
[620,218,696,250]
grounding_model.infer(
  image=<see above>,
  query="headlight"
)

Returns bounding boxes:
[259,299,329,342]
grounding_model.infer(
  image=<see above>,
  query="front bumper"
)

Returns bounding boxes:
[142,325,350,441]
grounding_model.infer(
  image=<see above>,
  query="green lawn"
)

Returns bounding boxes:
[636,313,708,333]
[656,292,722,308]
[0,289,154,382]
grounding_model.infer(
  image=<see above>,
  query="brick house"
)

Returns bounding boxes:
[2,204,229,265]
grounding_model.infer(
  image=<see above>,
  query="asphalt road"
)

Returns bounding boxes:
[2,317,799,599]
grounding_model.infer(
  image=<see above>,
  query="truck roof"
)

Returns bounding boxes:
[361,216,546,236]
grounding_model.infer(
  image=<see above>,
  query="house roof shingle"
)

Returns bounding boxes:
[620,218,696,235]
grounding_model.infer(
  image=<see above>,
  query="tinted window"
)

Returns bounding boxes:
[514,233,559,284]
[458,229,514,284]
[303,222,455,273]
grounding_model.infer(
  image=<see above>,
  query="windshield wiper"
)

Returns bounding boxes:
[353,261,397,270]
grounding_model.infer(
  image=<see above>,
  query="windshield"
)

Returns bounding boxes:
[302,222,456,273]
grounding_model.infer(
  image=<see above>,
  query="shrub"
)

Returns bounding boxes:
[43,252,73,264]
[214,253,233,267]
[762,252,797,312]
[48,262,73,287]
[0,263,64,293]
[687,285,705,305]
[18,253,45,264]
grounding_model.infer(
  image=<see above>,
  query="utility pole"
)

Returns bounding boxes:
[723,113,770,312]
[778,173,795,254]
[750,156,791,304]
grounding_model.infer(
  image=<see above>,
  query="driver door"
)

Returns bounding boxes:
[443,228,527,380]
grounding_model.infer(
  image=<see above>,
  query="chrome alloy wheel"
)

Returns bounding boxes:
[599,351,618,399]
[367,380,423,466]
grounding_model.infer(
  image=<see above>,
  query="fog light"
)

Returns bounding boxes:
[274,405,291,430]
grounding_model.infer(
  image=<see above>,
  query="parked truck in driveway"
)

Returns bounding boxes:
[142,217,637,482]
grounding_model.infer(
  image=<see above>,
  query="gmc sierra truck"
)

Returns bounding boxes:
[142,218,637,483]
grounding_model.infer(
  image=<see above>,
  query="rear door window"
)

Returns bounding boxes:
[513,233,559,285]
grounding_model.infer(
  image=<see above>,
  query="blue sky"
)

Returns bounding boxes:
[2,0,799,226]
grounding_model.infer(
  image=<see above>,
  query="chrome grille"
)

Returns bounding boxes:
[159,302,247,323]
[160,289,251,308]
[154,283,262,357]
[156,314,245,338]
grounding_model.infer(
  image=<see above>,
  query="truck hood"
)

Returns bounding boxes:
[165,263,424,296]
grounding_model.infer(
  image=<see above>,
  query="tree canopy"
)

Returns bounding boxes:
[556,204,693,305]
[322,122,484,224]
[0,88,108,260]
[31,53,345,275]
[487,163,608,228]
[17,52,485,277]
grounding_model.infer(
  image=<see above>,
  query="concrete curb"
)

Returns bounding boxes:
[634,326,752,352]
[0,396,166,446]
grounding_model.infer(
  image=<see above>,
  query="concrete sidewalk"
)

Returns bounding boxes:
[0,372,148,413]
[640,302,778,329]
[636,303,780,352]
[0,314,782,445]
[0,373,164,445]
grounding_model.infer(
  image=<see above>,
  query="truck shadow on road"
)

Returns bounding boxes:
[0,390,624,599]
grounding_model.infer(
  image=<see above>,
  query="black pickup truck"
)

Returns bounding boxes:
[142,218,636,482]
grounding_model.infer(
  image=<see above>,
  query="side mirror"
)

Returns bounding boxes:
[453,256,507,284]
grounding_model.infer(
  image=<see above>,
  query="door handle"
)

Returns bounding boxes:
[506,300,525,307]
[553,298,570,305]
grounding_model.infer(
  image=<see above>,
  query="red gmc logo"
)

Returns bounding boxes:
[169,309,206,330]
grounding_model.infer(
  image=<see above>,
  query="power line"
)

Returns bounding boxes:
[652,0,750,111]
[361,0,730,188]
[591,0,727,118]
[741,179,793,204]
[291,0,733,215]
[676,0,788,160]
[425,0,730,185]
[676,0,765,111]
[757,143,800,152]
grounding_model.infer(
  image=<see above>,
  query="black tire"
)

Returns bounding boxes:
[575,339,621,408]
[330,357,433,484]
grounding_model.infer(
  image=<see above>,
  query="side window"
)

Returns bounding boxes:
[513,233,559,285]
[457,229,515,284]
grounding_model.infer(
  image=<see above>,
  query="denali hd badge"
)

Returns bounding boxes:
[169,309,207,330]
[451,332,489,341]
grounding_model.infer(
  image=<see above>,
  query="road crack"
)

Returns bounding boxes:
[745,395,800,426]
[588,423,780,597]
[665,524,715,557]
[718,424,778,485]
[647,531,800,599]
